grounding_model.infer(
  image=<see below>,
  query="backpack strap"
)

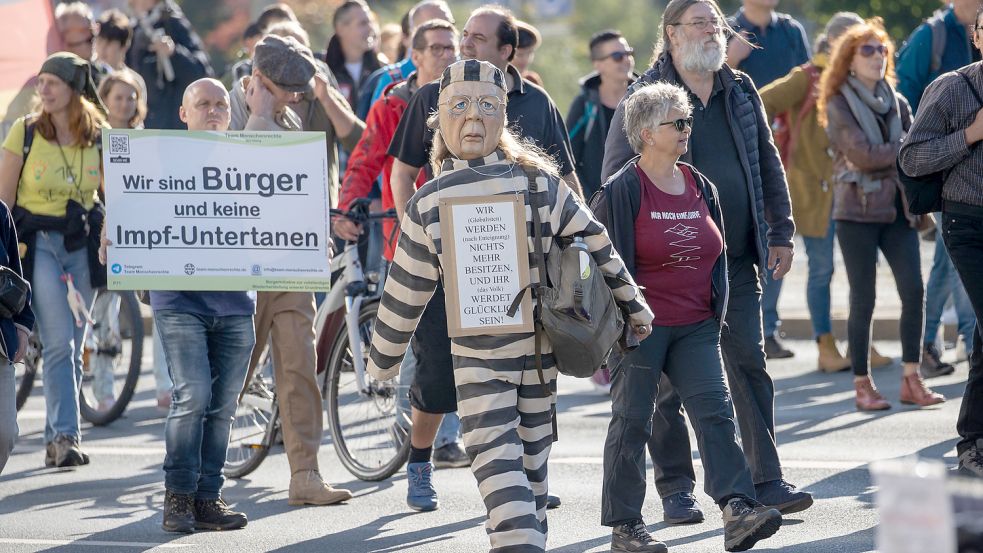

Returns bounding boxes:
[522,166,549,390]
[927,11,947,74]
[16,114,39,201]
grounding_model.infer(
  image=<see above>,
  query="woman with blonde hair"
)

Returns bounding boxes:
[367,59,653,553]
[98,71,147,130]
[0,52,107,466]
[818,18,943,411]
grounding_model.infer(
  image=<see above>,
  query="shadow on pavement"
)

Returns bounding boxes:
[265,513,485,552]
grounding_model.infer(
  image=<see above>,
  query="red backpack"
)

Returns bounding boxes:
[772,63,820,168]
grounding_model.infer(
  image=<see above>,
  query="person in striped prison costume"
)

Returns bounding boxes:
[367,59,654,552]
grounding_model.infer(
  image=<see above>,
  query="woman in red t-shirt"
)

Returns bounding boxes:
[591,81,782,553]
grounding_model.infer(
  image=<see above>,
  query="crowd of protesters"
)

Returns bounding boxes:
[1,0,983,552]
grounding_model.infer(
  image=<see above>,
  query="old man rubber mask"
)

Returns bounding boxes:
[437,59,508,160]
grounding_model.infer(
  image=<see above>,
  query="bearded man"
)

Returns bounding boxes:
[600,0,812,532]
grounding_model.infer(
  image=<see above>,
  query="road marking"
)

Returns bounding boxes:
[0,538,193,548]
[549,456,871,471]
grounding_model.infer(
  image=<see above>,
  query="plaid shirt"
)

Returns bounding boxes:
[899,62,983,207]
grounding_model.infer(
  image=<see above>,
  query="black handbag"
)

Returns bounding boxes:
[0,265,30,319]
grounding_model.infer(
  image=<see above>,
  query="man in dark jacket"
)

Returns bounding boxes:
[567,30,637,200]
[601,0,811,523]
[126,0,212,130]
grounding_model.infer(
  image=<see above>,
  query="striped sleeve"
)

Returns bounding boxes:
[548,175,654,327]
[366,203,441,380]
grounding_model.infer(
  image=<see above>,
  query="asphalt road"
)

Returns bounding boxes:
[0,339,971,552]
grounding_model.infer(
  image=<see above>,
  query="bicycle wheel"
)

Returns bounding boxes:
[14,333,41,411]
[324,301,410,481]
[225,362,278,479]
[79,290,145,426]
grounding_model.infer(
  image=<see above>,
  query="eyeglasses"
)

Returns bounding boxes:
[594,49,635,62]
[658,116,693,132]
[426,44,457,56]
[439,95,506,116]
[673,18,722,31]
[858,44,888,58]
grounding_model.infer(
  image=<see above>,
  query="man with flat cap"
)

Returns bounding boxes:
[230,34,358,507]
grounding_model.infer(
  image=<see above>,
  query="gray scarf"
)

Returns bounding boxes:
[839,76,903,193]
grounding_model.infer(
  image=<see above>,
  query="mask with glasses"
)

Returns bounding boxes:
[439,95,506,116]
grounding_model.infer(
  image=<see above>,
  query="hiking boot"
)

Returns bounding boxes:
[754,479,814,515]
[193,497,247,531]
[764,335,794,359]
[611,519,667,553]
[288,470,353,506]
[547,494,561,509]
[406,461,438,511]
[722,497,782,552]
[920,343,955,379]
[900,373,945,407]
[662,491,704,524]
[48,434,87,467]
[958,440,983,478]
[869,346,893,368]
[855,377,891,411]
[817,334,850,373]
[162,491,195,533]
[432,442,470,468]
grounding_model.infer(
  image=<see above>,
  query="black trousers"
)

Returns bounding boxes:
[942,203,983,454]
[836,217,924,375]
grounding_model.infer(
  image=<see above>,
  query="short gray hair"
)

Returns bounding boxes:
[623,82,692,154]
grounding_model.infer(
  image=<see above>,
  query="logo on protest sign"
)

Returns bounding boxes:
[111,263,122,274]
[184,263,196,275]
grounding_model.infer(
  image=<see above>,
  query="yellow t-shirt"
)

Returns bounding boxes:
[2,116,101,217]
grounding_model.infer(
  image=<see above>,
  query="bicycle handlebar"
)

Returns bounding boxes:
[330,198,397,225]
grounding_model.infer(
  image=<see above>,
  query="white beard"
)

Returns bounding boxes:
[676,33,726,73]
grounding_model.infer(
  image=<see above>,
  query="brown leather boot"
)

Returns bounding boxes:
[855,377,891,411]
[899,373,945,407]
[817,334,851,373]
[869,346,893,368]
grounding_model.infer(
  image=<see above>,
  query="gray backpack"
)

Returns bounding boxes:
[508,167,624,381]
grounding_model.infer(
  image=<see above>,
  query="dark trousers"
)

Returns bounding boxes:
[836,217,924,375]
[603,318,756,526]
[942,205,983,454]
[649,255,782,496]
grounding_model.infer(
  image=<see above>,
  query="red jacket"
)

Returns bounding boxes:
[338,76,426,260]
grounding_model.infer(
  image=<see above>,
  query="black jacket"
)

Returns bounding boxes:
[590,159,729,324]
[127,0,212,130]
[0,203,34,360]
[601,52,794,274]
[566,72,638,199]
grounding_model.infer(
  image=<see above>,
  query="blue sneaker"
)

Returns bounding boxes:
[754,479,813,515]
[406,461,438,511]
[662,492,704,524]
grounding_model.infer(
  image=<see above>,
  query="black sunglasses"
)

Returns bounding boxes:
[658,116,694,132]
[858,44,888,58]
[595,49,634,62]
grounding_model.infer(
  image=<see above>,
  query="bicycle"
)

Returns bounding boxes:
[225,199,409,481]
[14,288,144,427]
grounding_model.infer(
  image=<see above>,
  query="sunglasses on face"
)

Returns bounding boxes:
[858,44,888,58]
[595,49,635,62]
[658,116,694,132]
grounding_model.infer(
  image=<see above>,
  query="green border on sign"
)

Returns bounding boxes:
[108,275,331,292]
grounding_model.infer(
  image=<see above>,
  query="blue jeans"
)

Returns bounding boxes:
[1,361,16,474]
[761,266,783,337]
[397,346,461,449]
[33,231,93,443]
[801,223,837,337]
[156,310,255,499]
[925,229,976,350]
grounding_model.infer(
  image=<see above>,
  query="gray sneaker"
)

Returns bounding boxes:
[611,519,667,553]
[959,440,983,478]
[722,498,782,552]
[432,442,470,468]
[48,434,87,467]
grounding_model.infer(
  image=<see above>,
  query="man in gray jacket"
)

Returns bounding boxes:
[600,0,811,523]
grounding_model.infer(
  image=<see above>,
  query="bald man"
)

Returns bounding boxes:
[155,77,256,534]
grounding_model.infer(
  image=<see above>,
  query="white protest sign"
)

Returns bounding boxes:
[439,195,533,337]
[102,129,331,291]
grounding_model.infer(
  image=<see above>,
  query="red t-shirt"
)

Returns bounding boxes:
[634,164,723,327]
